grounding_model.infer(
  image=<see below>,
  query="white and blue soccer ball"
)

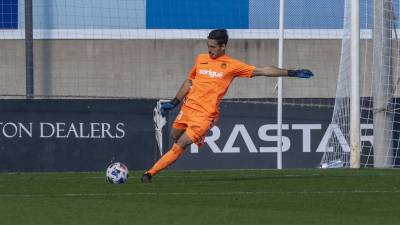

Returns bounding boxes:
[106,162,129,184]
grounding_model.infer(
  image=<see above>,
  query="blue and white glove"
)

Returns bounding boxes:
[288,69,314,78]
[160,97,180,117]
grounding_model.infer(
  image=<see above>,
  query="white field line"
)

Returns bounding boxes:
[0,190,399,198]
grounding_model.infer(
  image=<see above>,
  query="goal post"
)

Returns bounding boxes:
[350,0,360,168]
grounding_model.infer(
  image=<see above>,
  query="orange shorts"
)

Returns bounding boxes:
[172,106,215,147]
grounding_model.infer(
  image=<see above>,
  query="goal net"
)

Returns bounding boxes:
[320,0,400,168]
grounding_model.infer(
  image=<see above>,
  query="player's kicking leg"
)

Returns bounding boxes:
[141,131,192,183]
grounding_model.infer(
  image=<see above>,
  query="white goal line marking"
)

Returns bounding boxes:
[1,190,399,198]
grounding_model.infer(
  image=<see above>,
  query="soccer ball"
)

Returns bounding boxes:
[106,162,129,184]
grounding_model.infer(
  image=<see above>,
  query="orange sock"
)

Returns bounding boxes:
[147,143,184,176]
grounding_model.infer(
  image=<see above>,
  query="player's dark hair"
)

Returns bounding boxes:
[208,29,228,46]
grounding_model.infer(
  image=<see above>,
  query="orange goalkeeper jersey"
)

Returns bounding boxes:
[184,53,256,118]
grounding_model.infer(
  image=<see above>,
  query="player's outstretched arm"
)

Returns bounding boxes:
[252,66,314,78]
[160,79,192,116]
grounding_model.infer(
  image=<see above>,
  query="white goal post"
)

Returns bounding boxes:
[350,0,361,168]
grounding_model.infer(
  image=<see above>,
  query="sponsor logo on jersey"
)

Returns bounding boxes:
[199,69,223,78]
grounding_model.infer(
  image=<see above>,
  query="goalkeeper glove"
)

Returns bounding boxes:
[160,97,180,117]
[288,69,314,78]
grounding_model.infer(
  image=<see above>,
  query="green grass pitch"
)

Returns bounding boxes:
[0,169,399,225]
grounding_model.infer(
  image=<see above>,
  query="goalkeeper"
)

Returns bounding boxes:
[141,29,313,183]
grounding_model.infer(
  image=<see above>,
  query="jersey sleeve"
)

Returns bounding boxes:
[187,56,198,80]
[233,60,256,78]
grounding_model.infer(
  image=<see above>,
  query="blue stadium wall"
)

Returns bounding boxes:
[0,0,18,29]
[1,0,389,30]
